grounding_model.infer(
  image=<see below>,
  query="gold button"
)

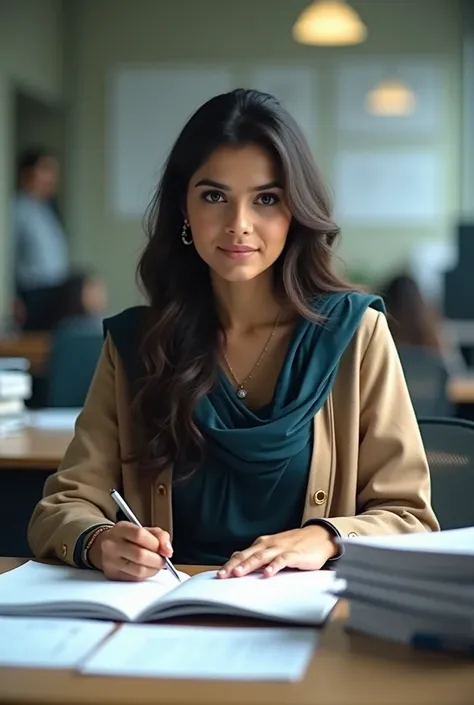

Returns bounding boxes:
[313,489,327,506]
[157,484,168,497]
[60,544,67,558]
[348,532,358,538]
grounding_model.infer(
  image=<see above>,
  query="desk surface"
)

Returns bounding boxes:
[0,558,472,705]
[0,427,72,470]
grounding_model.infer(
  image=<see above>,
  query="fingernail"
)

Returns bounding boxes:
[217,569,226,576]
[265,565,273,574]
[165,542,173,551]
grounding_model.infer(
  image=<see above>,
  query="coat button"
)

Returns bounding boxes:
[60,544,67,558]
[313,489,327,506]
[157,484,168,497]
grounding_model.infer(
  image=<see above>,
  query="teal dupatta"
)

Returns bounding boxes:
[105,292,385,564]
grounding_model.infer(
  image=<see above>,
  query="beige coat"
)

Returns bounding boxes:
[28,308,439,566]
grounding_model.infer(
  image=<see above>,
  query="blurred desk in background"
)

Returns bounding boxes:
[0,410,76,557]
[447,375,474,405]
[0,333,51,374]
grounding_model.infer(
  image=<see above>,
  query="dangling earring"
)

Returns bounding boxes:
[181,219,193,246]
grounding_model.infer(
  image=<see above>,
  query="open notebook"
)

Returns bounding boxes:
[0,562,339,625]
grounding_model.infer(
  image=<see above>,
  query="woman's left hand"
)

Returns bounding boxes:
[217,525,338,579]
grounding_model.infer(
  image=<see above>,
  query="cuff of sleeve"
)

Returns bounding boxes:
[73,522,114,568]
[302,518,344,563]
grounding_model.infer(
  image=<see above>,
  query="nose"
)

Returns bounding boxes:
[225,202,254,236]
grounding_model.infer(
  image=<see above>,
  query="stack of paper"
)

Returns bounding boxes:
[334,527,474,652]
[0,364,32,434]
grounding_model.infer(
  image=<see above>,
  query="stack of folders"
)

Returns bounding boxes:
[334,527,474,655]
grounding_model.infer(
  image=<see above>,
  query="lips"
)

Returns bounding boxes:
[218,245,258,253]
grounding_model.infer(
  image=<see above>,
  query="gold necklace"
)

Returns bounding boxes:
[222,311,282,400]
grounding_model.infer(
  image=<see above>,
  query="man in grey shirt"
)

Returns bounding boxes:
[13,148,69,330]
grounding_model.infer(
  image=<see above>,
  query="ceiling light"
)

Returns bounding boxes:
[293,0,367,46]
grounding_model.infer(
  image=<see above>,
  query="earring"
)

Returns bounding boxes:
[181,219,193,246]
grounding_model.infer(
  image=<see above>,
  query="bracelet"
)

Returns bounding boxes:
[82,525,113,569]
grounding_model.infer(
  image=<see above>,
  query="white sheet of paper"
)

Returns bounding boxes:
[0,617,114,668]
[345,526,474,554]
[28,408,81,431]
[155,568,339,625]
[82,624,318,681]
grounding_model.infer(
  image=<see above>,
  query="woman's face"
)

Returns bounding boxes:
[23,156,60,199]
[185,144,291,283]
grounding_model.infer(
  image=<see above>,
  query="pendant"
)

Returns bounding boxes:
[236,386,248,400]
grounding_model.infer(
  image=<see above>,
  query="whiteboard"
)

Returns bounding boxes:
[248,66,317,147]
[336,59,443,134]
[334,149,441,225]
[109,66,235,219]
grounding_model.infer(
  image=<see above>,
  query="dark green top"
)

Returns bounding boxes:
[101,292,385,567]
[172,385,312,565]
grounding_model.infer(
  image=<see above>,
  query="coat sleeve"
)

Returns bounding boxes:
[28,335,122,566]
[325,311,439,538]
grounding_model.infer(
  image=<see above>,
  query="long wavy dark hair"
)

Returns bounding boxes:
[134,88,354,478]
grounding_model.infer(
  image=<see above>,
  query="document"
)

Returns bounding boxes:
[0,616,114,668]
[81,624,318,681]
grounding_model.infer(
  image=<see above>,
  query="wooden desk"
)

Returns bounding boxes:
[0,559,472,705]
[0,425,73,557]
[0,332,51,374]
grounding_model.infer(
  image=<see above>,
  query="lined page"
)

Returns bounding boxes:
[0,617,114,668]
[82,624,318,681]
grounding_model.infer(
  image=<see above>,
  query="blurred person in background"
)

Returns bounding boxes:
[51,271,107,334]
[381,274,442,352]
[13,147,70,331]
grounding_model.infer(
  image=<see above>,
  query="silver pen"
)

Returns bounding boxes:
[109,488,181,583]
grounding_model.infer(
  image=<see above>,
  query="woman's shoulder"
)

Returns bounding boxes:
[103,305,149,337]
[103,306,150,382]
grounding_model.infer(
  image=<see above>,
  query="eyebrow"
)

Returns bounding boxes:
[194,178,282,192]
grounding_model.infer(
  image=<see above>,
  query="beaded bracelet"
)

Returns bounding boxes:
[82,524,113,569]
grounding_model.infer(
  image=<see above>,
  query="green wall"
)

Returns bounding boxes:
[0,0,65,321]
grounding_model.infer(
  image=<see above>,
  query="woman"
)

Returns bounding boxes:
[28,89,438,582]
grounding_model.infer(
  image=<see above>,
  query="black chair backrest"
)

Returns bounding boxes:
[398,345,450,417]
[418,417,474,530]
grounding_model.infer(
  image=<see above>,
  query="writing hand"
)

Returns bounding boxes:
[88,521,173,581]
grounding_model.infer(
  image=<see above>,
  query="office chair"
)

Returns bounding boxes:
[48,328,103,407]
[418,417,474,530]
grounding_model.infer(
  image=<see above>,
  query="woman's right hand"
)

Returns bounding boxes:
[87,521,173,581]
